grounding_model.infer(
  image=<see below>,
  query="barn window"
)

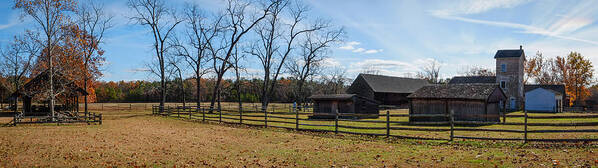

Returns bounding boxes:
[501,64,507,72]
[500,81,507,89]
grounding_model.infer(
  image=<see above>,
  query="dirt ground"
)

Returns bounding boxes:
[1,109,597,167]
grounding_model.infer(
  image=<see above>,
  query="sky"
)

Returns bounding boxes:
[1,0,598,81]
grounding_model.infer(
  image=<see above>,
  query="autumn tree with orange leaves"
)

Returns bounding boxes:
[13,0,109,118]
[14,0,77,119]
[526,51,595,106]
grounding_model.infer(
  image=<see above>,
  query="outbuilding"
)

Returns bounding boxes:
[346,73,428,108]
[308,94,379,119]
[407,84,507,123]
[525,85,564,112]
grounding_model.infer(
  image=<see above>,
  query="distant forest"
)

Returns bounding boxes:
[94,76,348,103]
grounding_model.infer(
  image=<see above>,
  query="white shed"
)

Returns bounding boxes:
[525,88,563,112]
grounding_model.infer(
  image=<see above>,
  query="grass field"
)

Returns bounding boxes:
[1,103,598,167]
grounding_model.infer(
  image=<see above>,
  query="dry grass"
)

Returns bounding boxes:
[0,105,598,167]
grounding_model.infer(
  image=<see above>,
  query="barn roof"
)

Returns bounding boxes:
[12,69,88,98]
[494,49,524,58]
[407,84,501,100]
[525,84,565,96]
[357,74,429,93]
[448,76,496,84]
[309,94,356,100]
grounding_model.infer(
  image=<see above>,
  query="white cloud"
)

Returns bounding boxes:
[431,13,598,46]
[126,68,150,73]
[339,41,360,50]
[321,58,341,67]
[340,41,384,54]
[431,0,531,16]
[363,49,383,54]
[352,48,365,53]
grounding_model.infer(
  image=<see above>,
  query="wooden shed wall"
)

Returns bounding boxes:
[346,76,375,100]
[409,99,500,122]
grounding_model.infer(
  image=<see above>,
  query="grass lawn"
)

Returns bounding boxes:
[1,106,598,167]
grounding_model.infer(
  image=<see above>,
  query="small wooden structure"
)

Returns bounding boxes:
[525,85,565,112]
[11,70,88,117]
[346,73,428,107]
[309,94,379,119]
[407,84,506,123]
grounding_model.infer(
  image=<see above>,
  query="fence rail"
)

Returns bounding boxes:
[12,112,102,126]
[152,105,598,143]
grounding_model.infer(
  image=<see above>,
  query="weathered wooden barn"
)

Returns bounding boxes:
[407,84,506,123]
[346,74,428,107]
[308,94,379,119]
[11,70,88,116]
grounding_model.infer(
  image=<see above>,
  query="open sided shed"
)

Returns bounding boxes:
[11,70,88,117]
[309,94,379,119]
[407,84,506,123]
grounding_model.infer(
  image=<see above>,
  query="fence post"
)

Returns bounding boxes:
[334,112,339,134]
[295,106,299,130]
[240,105,243,124]
[177,106,180,118]
[130,103,132,110]
[264,106,268,128]
[524,108,528,143]
[449,110,454,141]
[189,107,192,120]
[219,106,222,123]
[386,110,390,138]
[99,114,102,125]
[202,107,205,122]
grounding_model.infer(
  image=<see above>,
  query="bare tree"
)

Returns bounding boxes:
[416,59,441,84]
[128,0,183,109]
[76,0,113,117]
[208,0,274,113]
[167,56,186,108]
[248,0,330,113]
[14,0,77,120]
[462,66,495,76]
[321,66,348,94]
[287,28,343,108]
[231,46,245,112]
[0,34,40,112]
[171,3,220,109]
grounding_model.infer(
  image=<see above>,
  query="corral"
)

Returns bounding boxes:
[1,103,598,167]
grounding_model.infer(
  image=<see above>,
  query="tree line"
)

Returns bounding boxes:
[94,75,349,104]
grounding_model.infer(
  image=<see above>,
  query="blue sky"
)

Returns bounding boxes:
[1,0,598,81]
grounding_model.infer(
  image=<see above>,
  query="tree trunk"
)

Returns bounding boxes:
[209,74,223,113]
[84,73,88,117]
[160,60,166,109]
[196,70,201,110]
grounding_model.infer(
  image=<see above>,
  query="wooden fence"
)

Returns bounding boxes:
[11,112,102,126]
[153,105,598,143]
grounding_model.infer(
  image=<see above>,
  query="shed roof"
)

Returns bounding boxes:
[309,94,356,100]
[448,76,496,84]
[407,84,502,100]
[12,69,88,98]
[525,84,565,96]
[494,49,524,58]
[357,74,429,93]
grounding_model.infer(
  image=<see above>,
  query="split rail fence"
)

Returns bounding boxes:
[153,105,598,143]
[11,112,102,126]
